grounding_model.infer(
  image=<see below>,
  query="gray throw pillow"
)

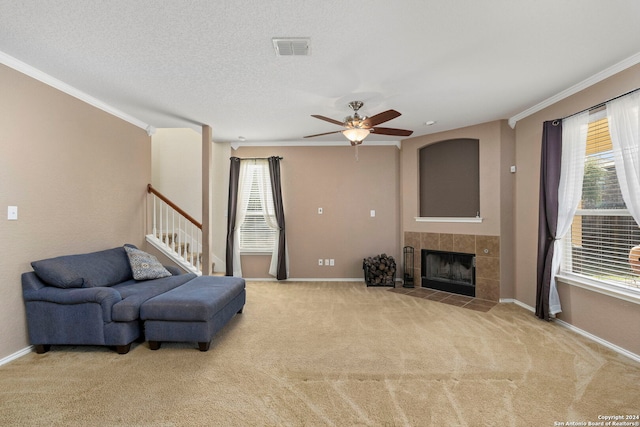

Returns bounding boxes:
[31,247,133,288]
[124,246,172,280]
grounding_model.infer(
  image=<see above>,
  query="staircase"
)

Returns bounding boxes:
[160,232,203,265]
[146,184,207,275]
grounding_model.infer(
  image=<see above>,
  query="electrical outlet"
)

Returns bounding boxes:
[318,207,323,214]
[7,206,18,220]
[318,259,323,266]
[329,259,335,266]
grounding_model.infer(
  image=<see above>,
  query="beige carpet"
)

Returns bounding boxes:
[1,281,639,426]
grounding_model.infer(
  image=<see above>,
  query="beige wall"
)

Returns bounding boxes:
[151,131,229,272]
[0,64,151,360]
[514,63,640,355]
[152,128,202,221]
[211,141,231,271]
[500,121,516,299]
[232,145,401,279]
[3,56,637,360]
[151,140,400,278]
[401,120,511,236]
[400,120,516,298]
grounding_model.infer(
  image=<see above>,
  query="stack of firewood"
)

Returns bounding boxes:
[363,253,396,286]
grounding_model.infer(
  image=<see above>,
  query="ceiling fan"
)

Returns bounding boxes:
[304,101,413,146]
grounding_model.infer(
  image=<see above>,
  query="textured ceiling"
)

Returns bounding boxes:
[1,1,639,144]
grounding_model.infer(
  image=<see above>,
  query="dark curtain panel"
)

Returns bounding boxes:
[535,120,562,320]
[268,156,287,280]
[225,157,241,276]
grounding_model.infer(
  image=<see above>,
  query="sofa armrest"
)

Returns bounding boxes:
[22,272,122,322]
[165,265,184,276]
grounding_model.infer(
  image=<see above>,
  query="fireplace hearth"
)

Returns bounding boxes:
[422,250,475,297]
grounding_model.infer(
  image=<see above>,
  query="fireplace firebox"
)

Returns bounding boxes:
[421,250,475,297]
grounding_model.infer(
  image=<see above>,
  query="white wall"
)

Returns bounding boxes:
[151,128,230,271]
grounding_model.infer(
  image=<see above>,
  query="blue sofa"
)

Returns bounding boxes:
[22,245,243,354]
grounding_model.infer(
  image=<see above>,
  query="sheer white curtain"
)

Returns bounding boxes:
[255,159,281,277]
[607,91,640,225]
[550,111,590,315]
[233,161,253,277]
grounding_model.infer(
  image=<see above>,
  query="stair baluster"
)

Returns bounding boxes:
[146,184,205,275]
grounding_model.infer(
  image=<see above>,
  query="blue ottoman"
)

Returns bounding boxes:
[140,276,245,351]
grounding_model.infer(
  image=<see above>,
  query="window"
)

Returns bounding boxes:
[561,113,640,292]
[239,163,276,253]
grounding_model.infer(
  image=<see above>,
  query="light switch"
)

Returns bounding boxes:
[7,206,18,220]
[370,210,376,217]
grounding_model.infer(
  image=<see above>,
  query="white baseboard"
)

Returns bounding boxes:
[500,298,535,312]
[0,345,33,367]
[501,298,640,363]
[246,278,404,283]
[554,318,640,363]
[211,254,225,273]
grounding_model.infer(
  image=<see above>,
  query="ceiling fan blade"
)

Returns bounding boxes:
[311,115,344,126]
[303,130,343,138]
[370,127,413,137]
[362,109,401,127]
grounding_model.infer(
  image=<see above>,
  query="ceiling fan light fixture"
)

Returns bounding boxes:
[305,101,412,142]
[342,128,370,144]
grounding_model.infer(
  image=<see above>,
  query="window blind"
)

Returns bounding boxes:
[239,164,276,252]
[562,116,640,289]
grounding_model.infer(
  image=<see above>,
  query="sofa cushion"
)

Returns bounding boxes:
[110,273,197,322]
[140,276,246,322]
[124,246,171,280]
[31,247,133,289]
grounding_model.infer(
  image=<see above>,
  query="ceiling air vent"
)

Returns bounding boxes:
[272,38,310,56]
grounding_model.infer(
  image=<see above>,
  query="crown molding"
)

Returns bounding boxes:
[0,50,152,133]
[229,139,401,150]
[508,51,640,128]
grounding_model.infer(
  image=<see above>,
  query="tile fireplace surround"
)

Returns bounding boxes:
[404,232,500,301]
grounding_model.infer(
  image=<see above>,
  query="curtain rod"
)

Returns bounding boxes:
[230,156,283,161]
[561,87,640,121]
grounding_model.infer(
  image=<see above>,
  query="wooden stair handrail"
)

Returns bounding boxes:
[147,184,202,229]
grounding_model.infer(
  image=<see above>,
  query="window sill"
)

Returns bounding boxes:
[415,217,483,223]
[556,273,640,305]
